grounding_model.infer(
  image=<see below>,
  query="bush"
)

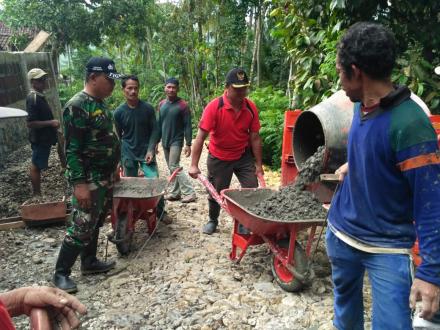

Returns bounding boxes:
[250,86,291,169]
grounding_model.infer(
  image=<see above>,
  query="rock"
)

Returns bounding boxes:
[32,256,43,264]
[233,272,243,281]
[0,143,344,330]
[253,282,282,298]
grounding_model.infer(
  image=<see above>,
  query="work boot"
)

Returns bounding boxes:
[53,240,81,293]
[202,218,218,235]
[181,194,197,203]
[160,212,173,225]
[81,232,115,275]
[165,194,181,201]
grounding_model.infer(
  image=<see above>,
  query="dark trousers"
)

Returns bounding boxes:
[207,149,258,221]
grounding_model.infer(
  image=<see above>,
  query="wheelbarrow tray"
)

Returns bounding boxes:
[21,197,67,226]
[113,177,167,199]
[222,188,326,236]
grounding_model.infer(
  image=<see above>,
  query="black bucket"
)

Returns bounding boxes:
[293,90,354,173]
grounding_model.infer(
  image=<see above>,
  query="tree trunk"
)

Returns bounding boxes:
[256,4,262,87]
[287,59,294,107]
[50,41,60,76]
[145,28,154,70]
[249,3,261,85]
[214,7,220,89]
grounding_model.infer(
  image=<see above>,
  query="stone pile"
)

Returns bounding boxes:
[0,144,69,218]
[0,144,374,330]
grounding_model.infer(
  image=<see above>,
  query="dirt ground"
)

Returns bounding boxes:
[0,143,374,330]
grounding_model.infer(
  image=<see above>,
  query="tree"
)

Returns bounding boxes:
[1,0,103,72]
[269,0,440,112]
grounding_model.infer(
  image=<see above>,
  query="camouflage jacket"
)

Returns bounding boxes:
[63,91,120,185]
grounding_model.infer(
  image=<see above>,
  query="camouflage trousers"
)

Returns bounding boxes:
[65,181,113,247]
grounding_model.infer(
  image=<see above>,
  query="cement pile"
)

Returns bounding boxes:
[113,178,167,198]
[0,144,69,218]
[249,146,327,221]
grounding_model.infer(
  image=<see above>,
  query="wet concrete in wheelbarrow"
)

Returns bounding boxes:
[249,146,327,221]
[112,177,167,198]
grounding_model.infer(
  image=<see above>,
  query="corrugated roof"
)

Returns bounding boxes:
[0,21,37,50]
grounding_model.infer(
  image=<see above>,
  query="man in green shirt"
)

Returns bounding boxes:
[114,75,168,221]
[158,78,196,203]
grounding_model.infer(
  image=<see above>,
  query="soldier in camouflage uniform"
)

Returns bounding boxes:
[53,57,122,293]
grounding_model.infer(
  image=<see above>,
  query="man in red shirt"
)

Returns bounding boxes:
[189,68,264,234]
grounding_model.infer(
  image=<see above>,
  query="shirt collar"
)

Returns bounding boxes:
[31,89,45,97]
[167,96,181,104]
[379,85,410,109]
[223,91,246,111]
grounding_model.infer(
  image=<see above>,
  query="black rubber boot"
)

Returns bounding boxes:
[202,218,218,235]
[53,240,81,293]
[81,231,115,275]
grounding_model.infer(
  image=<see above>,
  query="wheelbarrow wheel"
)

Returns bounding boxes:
[271,240,307,292]
[115,213,132,256]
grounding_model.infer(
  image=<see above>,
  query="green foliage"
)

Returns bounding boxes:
[0,0,102,51]
[269,0,440,112]
[58,80,83,108]
[395,46,440,114]
[250,87,290,168]
[5,0,440,167]
[269,0,345,110]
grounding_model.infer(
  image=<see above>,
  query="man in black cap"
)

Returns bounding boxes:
[53,57,122,293]
[26,68,60,195]
[189,68,264,234]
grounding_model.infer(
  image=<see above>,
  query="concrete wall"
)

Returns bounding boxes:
[0,51,62,166]
[0,108,28,166]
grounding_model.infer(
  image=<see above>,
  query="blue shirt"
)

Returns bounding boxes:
[329,86,440,286]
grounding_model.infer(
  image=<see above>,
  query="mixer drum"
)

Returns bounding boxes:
[292,90,354,202]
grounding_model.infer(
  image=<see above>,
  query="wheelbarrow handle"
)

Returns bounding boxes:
[168,167,182,183]
[30,308,52,330]
[257,173,266,188]
[196,174,227,210]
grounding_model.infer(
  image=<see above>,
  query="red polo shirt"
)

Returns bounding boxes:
[199,91,261,161]
[0,300,15,330]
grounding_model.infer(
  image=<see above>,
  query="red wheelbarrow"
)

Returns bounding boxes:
[198,174,326,292]
[109,169,180,255]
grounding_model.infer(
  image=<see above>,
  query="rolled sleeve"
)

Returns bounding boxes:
[199,101,216,132]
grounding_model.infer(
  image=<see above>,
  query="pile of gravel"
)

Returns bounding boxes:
[0,144,69,218]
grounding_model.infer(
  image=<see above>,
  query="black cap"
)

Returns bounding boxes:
[165,77,179,86]
[225,67,250,88]
[85,57,123,79]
